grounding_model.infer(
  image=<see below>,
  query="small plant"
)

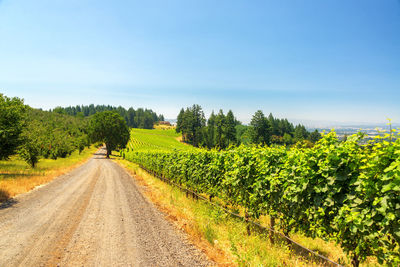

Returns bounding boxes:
[203,223,217,245]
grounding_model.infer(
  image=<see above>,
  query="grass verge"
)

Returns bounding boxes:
[115,156,358,266]
[0,146,98,202]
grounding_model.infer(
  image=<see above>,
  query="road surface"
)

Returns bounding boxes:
[0,149,211,266]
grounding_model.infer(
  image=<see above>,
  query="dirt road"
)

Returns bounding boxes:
[0,149,211,266]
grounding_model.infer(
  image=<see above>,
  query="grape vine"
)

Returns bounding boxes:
[124,131,400,265]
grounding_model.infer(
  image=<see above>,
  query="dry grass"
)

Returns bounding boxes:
[115,157,350,266]
[154,124,176,130]
[0,146,98,202]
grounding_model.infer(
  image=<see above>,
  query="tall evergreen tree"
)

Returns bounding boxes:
[249,110,270,145]
[215,110,226,148]
[225,110,237,146]
[190,104,206,146]
[267,113,279,136]
[176,108,185,134]
[207,111,216,148]
[294,124,309,141]
[309,129,322,143]
[176,105,205,146]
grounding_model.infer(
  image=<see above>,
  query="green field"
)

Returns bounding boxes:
[125,128,196,152]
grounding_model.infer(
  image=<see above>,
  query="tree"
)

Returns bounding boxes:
[309,129,322,143]
[207,111,216,148]
[249,110,270,145]
[89,111,130,158]
[0,94,26,159]
[175,105,205,146]
[267,113,279,136]
[142,113,154,129]
[52,104,163,129]
[294,124,309,142]
[225,110,237,146]
[236,125,250,145]
[52,106,66,114]
[176,108,185,134]
[190,105,206,146]
[283,133,293,145]
[19,134,40,168]
[215,110,226,148]
[18,116,42,167]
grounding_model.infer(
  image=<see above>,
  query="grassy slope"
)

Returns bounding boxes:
[0,146,98,202]
[119,128,380,266]
[126,128,195,152]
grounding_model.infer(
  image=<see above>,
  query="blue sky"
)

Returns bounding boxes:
[0,0,399,125]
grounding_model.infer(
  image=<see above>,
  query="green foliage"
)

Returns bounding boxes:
[52,104,163,129]
[16,107,91,167]
[22,108,90,163]
[215,110,226,148]
[125,128,195,152]
[335,132,400,264]
[176,106,239,149]
[203,223,217,245]
[206,111,216,147]
[19,132,40,168]
[89,111,130,157]
[249,110,270,145]
[236,124,251,145]
[309,129,322,143]
[0,93,93,166]
[0,94,26,159]
[283,132,293,145]
[124,130,400,265]
[175,105,206,146]
[294,124,309,142]
[176,105,318,149]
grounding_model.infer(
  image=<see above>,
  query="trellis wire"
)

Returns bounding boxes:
[138,165,343,267]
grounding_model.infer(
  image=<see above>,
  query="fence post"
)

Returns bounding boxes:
[245,211,251,236]
[270,217,275,244]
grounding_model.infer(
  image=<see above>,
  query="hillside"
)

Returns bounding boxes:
[125,128,196,152]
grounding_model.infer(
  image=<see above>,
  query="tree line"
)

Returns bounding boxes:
[52,104,164,129]
[0,94,131,166]
[176,104,321,148]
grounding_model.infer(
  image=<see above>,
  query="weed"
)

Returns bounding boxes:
[203,223,217,245]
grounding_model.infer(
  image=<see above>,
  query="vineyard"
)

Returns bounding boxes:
[123,130,400,266]
[124,128,196,152]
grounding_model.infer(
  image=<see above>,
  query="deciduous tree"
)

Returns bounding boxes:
[0,94,26,159]
[89,111,130,158]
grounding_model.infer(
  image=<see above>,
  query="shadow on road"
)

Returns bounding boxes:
[93,149,116,160]
[0,190,18,210]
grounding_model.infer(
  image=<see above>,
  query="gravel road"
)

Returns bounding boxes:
[0,148,211,266]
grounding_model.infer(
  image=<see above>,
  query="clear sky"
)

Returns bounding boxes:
[0,0,399,125]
